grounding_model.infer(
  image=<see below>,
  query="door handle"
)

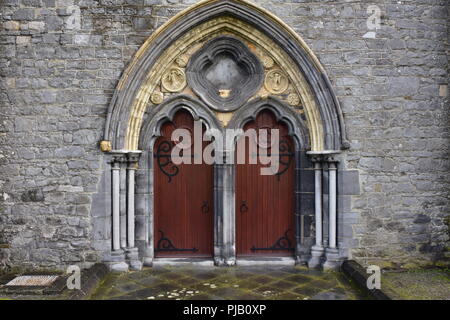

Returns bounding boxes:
[201,201,209,214]
[240,200,248,213]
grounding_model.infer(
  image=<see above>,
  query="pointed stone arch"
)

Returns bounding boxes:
[227,96,310,150]
[99,0,352,270]
[102,0,349,153]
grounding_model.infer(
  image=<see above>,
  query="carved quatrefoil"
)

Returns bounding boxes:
[186,36,264,112]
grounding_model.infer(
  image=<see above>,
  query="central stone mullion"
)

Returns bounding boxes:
[214,150,236,266]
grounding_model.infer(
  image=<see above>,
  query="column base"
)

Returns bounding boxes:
[214,256,224,266]
[323,248,341,271]
[295,255,310,266]
[105,250,129,272]
[224,258,236,266]
[126,247,143,271]
[308,245,325,269]
[143,256,153,267]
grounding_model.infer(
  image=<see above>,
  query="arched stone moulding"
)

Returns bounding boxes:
[139,95,223,149]
[135,96,224,267]
[103,0,349,153]
[227,96,310,150]
[100,0,350,271]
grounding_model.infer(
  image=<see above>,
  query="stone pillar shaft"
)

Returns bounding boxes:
[323,155,340,271]
[222,161,236,266]
[314,161,323,247]
[127,165,136,248]
[125,152,143,271]
[112,161,121,251]
[308,155,325,269]
[328,161,337,249]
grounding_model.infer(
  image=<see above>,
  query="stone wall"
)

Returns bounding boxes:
[0,0,448,270]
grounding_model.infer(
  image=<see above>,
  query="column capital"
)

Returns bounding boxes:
[110,151,127,164]
[127,151,142,168]
[324,155,339,165]
[309,155,323,163]
[306,150,340,163]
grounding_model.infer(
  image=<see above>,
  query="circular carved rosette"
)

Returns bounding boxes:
[287,93,300,106]
[264,69,289,94]
[261,55,274,69]
[161,67,187,92]
[151,91,164,104]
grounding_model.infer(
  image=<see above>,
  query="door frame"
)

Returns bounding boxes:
[227,97,310,264]
[234,109,297,257]
[134,95,310,266]
[135,96,223,266]
[152,109,215,258]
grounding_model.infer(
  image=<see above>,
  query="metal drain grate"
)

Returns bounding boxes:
[6,275,59,286]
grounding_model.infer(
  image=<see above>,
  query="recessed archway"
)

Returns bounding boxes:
[100,0,349,270]
[102,0,348,152]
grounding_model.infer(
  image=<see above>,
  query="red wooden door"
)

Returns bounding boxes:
[236,110,295,256]
[154,110,213,257]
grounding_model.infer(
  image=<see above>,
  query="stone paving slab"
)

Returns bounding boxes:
[381,270,450,300]
[89,265,367,300]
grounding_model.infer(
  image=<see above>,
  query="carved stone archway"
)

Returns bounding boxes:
[99,0,349,271]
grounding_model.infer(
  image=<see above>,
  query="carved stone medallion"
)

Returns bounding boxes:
[261,55,274,69]
[161,67,186,92]
[264,69,289,94]
[151,91,164,104]
[175,55,189,68]
[287,93,300,106]
[186,36,264,112]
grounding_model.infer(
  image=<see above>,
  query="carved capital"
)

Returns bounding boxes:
[309,154,323,163]
[127,152,141,169]
[110,152,127,166]
[323,154,339,164]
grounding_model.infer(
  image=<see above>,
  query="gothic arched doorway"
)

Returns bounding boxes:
[153,109,214,257]
[100,0,349,271]
[236,109,295,257]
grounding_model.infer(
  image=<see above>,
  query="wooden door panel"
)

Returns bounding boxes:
[154,110,213,257]
[236,110,295,256]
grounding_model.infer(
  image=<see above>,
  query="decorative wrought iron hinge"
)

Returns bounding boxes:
[154,140,178,183]
[251,139,294,180]
[155,230,199,253]
[275,139,294,180]
[153,140,195,183]
[250,230,294,252]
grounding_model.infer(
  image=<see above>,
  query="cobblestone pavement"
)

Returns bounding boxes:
[89,265,367,300]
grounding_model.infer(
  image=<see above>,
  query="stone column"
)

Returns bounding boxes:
[323,155,340,270]
[125,152,143,270]
[112,159,121,252]
[120,158,127,249]
[294,150,304,264]
[213,163,223,266]
[214,149,236,266]
[309,155,325,268]
[108,153,128,272]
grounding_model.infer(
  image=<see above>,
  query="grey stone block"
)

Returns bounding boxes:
[338,170,360,195]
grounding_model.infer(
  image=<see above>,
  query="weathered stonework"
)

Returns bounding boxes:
[0,0,448,271]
